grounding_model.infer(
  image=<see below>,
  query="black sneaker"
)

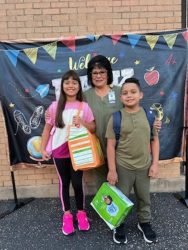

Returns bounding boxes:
[113,223,127,244]
[138,222,157,243]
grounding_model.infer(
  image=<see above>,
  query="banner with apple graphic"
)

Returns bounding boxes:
[0,29,187,166]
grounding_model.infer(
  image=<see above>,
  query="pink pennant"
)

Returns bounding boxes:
[111,33,123,45]
[61,36,76,52]
[182,31,188,41]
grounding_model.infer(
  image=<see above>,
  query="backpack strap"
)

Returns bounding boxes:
[113,111,122,149]
[143,108,155,140]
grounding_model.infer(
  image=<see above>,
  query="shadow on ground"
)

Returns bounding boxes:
[0,193,188,250]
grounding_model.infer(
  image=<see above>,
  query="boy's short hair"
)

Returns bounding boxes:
[121,77,142,91]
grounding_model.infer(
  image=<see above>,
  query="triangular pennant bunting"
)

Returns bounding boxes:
[127,34,141,48]
[94,35,101,40]
[111,34,123,45]
[23,47,38,64]
[145,35,159,50]
[42,42,57,60]
[163,33,178,49]
[182,30,188,42]
[4,50,19,67]
[86,35,95,42]
[61,36,76,52]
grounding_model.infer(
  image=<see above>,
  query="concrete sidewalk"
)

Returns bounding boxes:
[0,193,188,250]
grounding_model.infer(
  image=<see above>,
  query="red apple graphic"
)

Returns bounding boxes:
[144,67,159,86]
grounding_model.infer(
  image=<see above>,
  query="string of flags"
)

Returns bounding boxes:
[1,30,187,67]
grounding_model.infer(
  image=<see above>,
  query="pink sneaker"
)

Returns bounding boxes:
[76,211,90,231]
[62,213,75,235]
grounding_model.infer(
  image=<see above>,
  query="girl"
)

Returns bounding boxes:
[41,70,95,236]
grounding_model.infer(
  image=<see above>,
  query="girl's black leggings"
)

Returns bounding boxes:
[53,158,84,212]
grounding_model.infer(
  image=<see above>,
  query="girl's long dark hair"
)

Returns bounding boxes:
[55,70,83,128]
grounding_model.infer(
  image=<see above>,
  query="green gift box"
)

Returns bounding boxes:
[91,182,134,230]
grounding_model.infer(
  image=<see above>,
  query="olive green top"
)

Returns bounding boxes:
[84,85,122,157]
[105,107,152,170]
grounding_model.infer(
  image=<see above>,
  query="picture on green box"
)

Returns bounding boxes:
[103,195,119,216]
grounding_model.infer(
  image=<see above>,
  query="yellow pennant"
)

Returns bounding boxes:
[163,33,177,49]
[94,35,101,40]
[24,47,38,64]
[42,41,57,60]
[145,35,159,50]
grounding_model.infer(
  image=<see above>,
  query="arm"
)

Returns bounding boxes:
[107,138,118,185]
[81,119,95,133]
[72,116,96,133]
[72,102,96,133]
[45,110,50,122]
[153,118,162,131]
[148,135,160,178]
[41,123,53,161]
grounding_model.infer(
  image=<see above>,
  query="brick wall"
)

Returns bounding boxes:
[0,0,182,40]
[0,0,183,198]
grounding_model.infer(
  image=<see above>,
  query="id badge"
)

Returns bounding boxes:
[108,91,116,103]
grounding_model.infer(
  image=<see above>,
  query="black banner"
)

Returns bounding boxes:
[0,30,187,166]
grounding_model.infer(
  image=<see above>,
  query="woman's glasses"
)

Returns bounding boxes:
[92,70,107,77]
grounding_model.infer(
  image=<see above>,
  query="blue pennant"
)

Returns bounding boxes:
[127,34,141,48]
[5,50,19,67]
[86,35,95,42]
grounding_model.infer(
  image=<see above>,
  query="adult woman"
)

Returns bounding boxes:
[84,55,122,157]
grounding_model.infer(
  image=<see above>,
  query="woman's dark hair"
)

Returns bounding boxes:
[87,55,113,87]
[55,70,83,128]
[121,77,142,91]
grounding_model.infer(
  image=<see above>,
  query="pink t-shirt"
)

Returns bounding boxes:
[46,101,94,158]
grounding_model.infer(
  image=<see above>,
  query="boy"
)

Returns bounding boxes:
[105,77,159,244]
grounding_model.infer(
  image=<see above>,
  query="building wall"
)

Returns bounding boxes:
[0,0,184,198]
[0,0,182,40]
